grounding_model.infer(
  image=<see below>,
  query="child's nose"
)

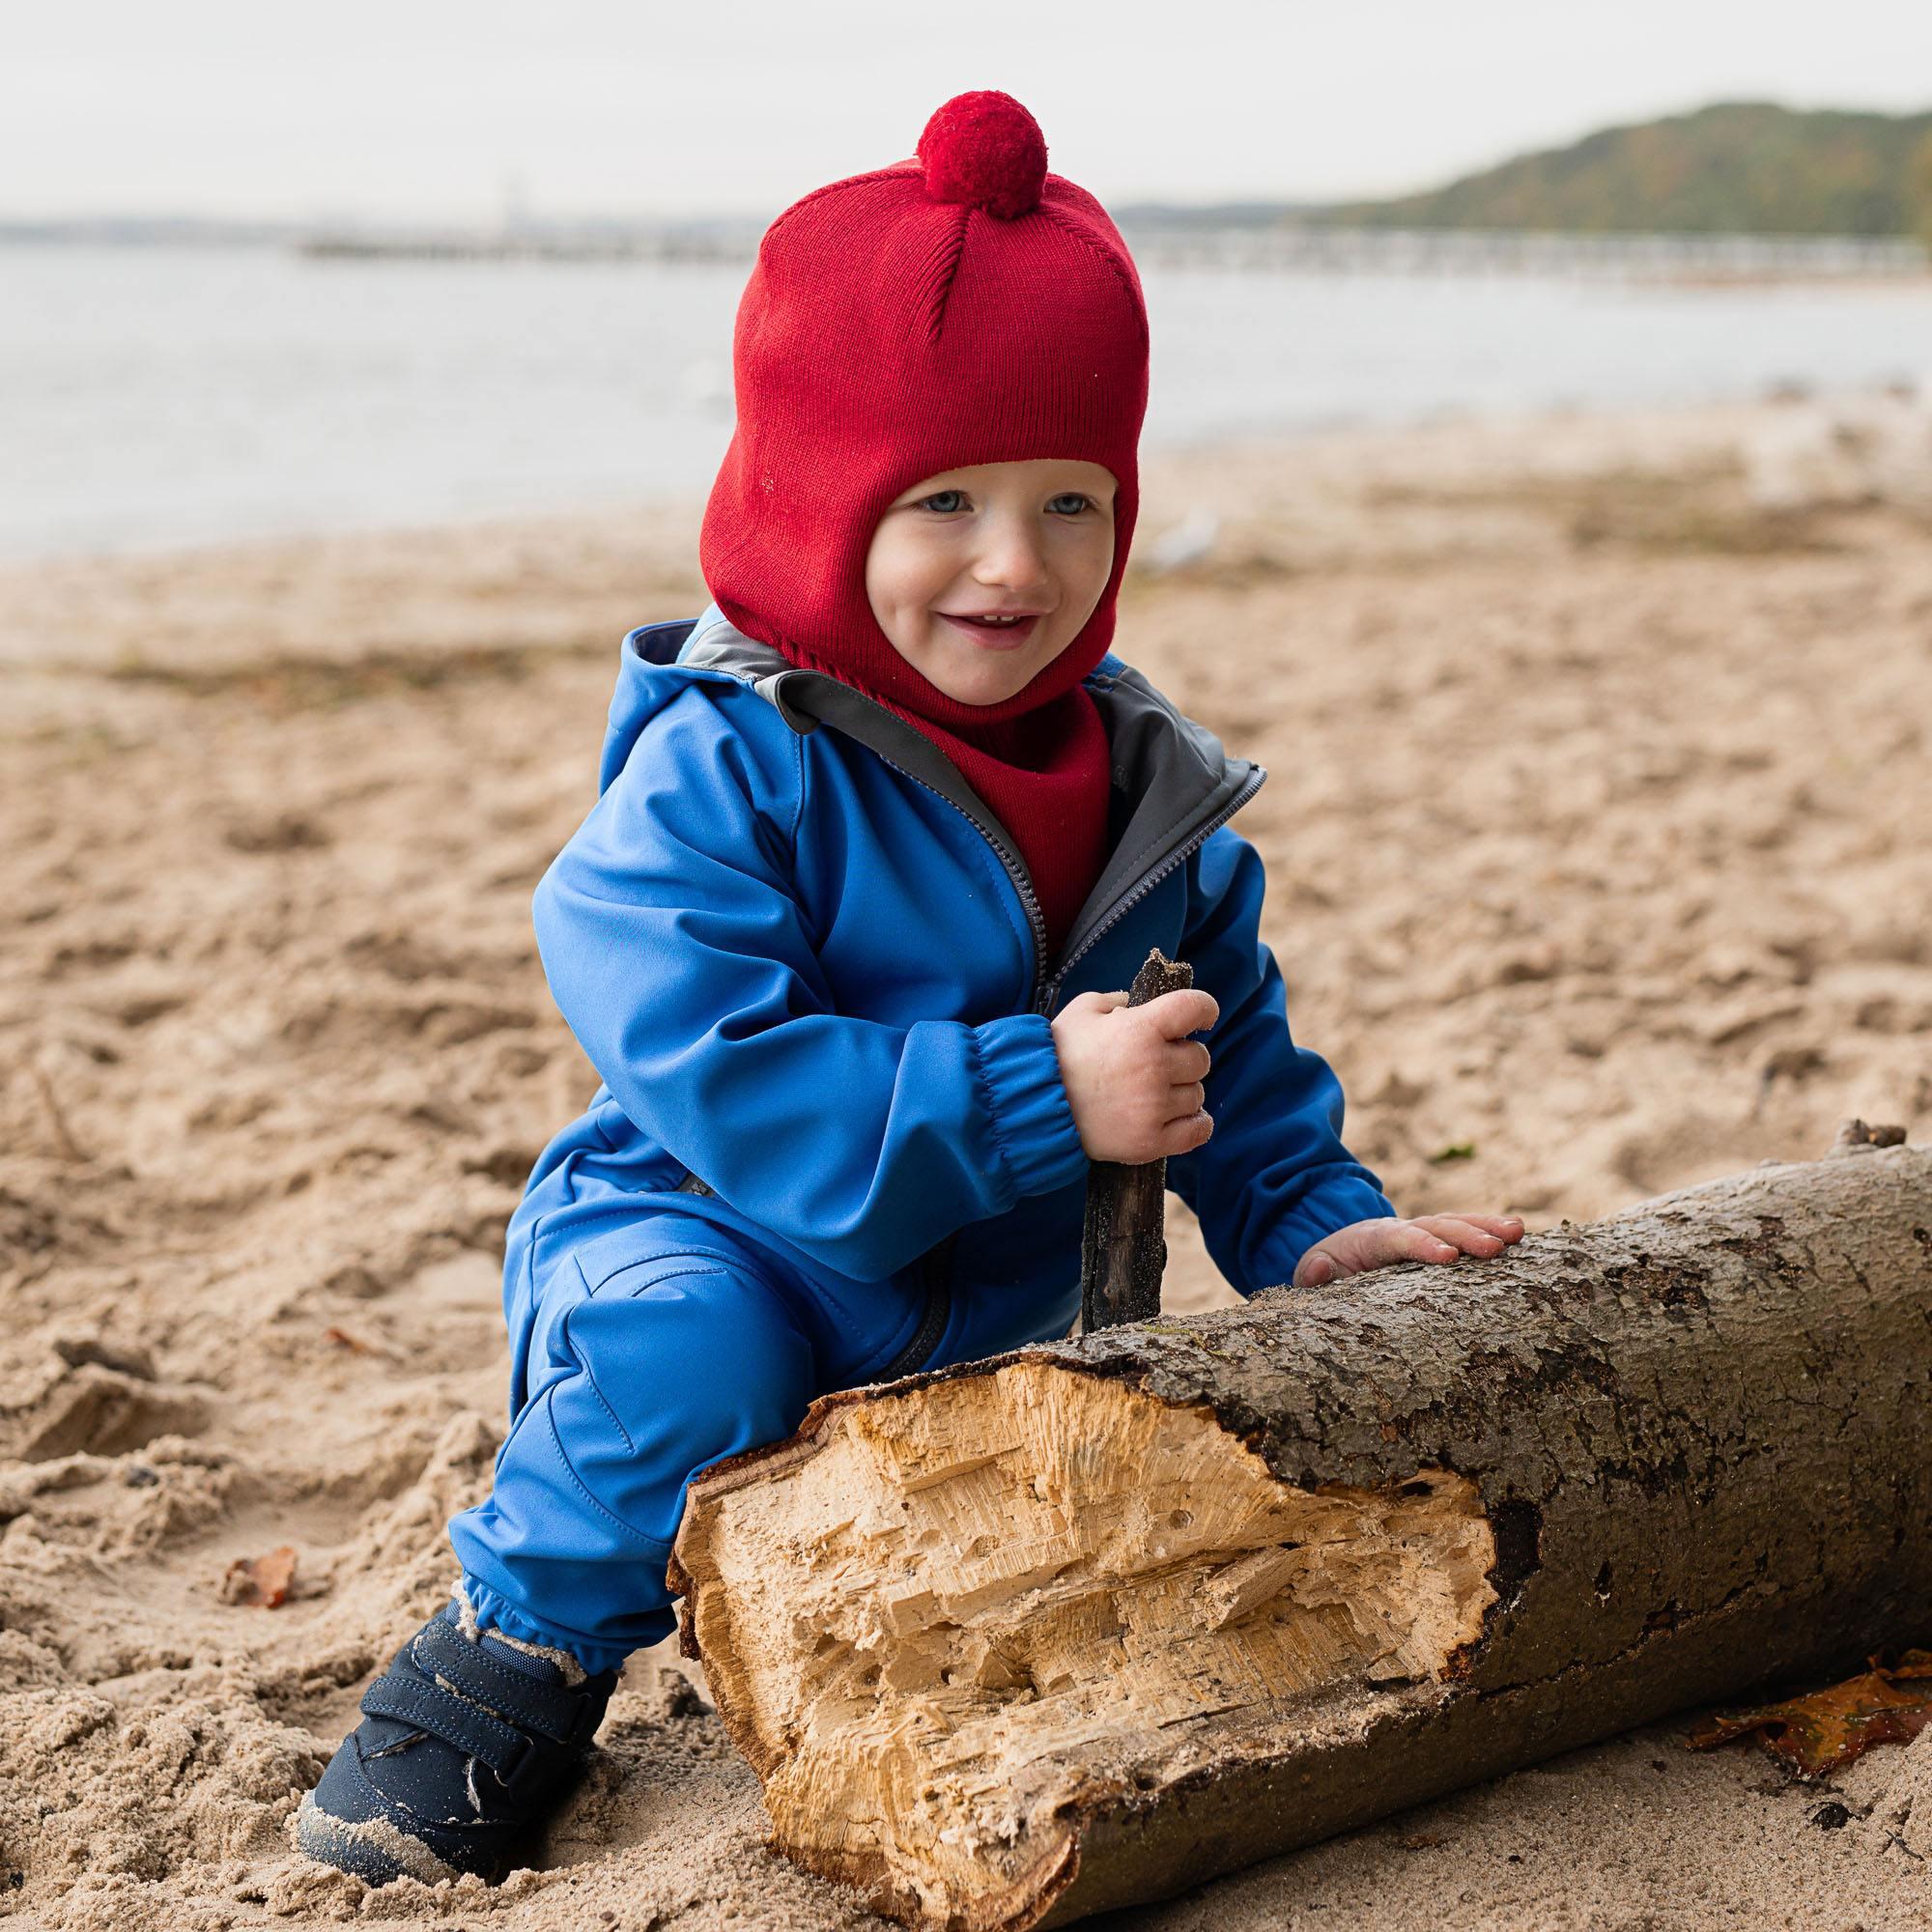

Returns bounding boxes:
[973,516,1053,592]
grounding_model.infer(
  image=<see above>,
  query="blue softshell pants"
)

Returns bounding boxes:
[446,1197,969,1676]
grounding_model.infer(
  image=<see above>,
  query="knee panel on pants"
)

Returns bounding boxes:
[515,1246,814,1554]
[448,1224,823,1663]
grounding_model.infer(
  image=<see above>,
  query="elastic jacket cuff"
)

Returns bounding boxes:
[970,1013,1090,1202]
[1264,1178,1401,1292]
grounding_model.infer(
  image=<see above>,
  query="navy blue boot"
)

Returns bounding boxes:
[296,1602,618,1886]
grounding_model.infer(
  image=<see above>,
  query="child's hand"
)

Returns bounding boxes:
[1049,986,1220,1164]
[1293,1214,1525,1288]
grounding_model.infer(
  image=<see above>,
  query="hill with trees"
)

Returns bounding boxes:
[1321,101,1932,240]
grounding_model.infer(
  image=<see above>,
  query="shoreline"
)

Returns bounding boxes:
[2,387,1912,673]
[0,382,1914,559]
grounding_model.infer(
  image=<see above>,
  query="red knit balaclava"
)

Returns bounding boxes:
[699,91,1151,957]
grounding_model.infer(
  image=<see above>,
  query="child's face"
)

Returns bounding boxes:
[864,459,1118,707]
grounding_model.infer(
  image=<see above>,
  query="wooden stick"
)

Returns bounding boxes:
[1078,947,1193,1335]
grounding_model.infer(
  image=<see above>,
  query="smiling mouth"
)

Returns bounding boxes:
[937,612,1042,649]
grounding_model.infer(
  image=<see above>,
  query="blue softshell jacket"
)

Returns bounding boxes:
[499,605,1394,1383]
[448,603,1398,1665]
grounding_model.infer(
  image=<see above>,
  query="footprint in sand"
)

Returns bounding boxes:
[0,1358,211,1464]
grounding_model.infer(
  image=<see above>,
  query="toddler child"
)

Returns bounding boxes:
[297,89,1522,1887]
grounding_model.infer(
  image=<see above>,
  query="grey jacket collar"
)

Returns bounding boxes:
[670,609,1264,994]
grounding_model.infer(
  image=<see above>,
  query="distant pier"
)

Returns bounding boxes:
[1122,226,1930,281]
[298,223,1931,283]
[298,230,757,266]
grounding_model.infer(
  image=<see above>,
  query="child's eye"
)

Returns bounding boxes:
[917,490,967,514]
[1047,493,1093,515]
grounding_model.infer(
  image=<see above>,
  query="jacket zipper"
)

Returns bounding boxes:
[877,751,1265,1016]
[872,753,1056,1010]
[1037,763,1267,1015]
[679,630,1267,1378]
[874,1229,958,1381]
[750,652,1264,1015]
[850,740,1264,1384]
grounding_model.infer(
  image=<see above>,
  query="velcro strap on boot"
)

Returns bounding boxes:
[411,1617,599,1745]
[359,1674,528,1779]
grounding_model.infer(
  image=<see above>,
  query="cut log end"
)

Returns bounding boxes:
[673,1356,1497,1930]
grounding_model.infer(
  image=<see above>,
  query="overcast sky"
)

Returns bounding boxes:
[8,0,1931,223]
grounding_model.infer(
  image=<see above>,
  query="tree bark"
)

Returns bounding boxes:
[669,1138,1932,1932]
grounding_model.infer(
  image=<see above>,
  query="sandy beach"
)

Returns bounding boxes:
[3,395,1930,1930]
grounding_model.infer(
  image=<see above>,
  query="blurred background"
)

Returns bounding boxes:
[4,9,1932,1926]
[7,0,1932,554]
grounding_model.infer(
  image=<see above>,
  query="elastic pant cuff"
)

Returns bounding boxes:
[456,1574,654,1679]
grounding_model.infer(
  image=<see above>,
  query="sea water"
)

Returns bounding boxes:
[4,243,1930,559]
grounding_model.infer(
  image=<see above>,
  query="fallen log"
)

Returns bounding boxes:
[669,1133,1932,1931]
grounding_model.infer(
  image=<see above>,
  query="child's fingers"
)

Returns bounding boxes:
[1163,1081,1208,1121]
[1409,1214,1510,1258]
[1141,988,1219,1038]
[1409,1220,1501,1257]
[1165,1039,1212,1082]
[1388,1222,1463,1263]
[1298,1211,1523,1288]
[1300,1221,1453,1285]
[1324,1224,1460,1273]
[1439,1212,1524,1238]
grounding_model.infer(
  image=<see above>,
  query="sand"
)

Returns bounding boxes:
[3,395,1930,1930]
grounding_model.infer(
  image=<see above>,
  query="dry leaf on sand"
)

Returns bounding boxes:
[219,1545,298,1608]
[1687,1651,1932,1779]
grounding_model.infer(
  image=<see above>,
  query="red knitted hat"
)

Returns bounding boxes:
[698,90,1151,728]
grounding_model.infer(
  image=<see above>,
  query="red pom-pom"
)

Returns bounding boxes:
[916,91,1047,220]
